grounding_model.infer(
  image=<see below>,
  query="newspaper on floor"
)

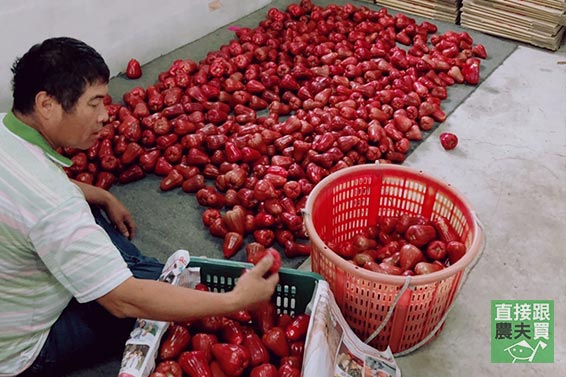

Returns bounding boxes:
[118,249,198,377]
[303,281,401,377]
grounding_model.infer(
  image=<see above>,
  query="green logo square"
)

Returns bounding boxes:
[491,300,554,363]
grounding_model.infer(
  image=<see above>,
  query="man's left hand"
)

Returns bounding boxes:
[103,195,136,240]
[72,179,137,240]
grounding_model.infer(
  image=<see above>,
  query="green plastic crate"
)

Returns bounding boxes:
[189,257,323,316]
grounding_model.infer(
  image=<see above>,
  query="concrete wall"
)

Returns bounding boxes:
[0,0,271,110]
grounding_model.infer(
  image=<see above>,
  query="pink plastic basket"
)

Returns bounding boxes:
[303,164,484,354]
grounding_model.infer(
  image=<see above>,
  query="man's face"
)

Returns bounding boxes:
[54,82,109,150]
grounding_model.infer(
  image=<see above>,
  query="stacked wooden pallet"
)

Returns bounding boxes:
[461,0,566,50]
[374,0,461,23]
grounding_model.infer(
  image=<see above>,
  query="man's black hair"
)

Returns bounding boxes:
[11,37,110,114]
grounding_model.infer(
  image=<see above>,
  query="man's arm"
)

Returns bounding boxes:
[72,179,136,239]
[97,255,279,321]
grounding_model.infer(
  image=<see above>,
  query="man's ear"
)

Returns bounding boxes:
[34,91,59,120]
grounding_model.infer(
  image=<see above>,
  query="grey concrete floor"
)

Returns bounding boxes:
[298,38,566,376]
[398,42,566,376]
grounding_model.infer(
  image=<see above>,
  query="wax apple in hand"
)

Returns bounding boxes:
[249,247,281,275]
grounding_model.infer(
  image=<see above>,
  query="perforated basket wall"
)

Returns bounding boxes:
[304,164,483,353]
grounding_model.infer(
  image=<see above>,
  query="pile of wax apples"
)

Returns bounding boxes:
[61,0,486,262]
[328,214,468,276]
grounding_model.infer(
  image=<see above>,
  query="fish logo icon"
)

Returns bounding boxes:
[504,340,547,363]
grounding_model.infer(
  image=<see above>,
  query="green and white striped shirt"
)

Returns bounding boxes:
[0,112,132,376]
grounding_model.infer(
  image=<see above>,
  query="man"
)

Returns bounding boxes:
[0,37,279,376]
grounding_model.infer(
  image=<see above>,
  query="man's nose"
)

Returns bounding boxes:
[98,106,109,123]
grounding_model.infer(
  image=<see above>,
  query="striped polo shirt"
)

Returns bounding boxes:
[0,112,132,376]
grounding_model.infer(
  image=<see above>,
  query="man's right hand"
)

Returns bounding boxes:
[97,254,280,322]
[230,255,279,310]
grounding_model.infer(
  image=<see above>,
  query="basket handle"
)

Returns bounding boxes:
[364,276,412,345]
[364,212,486,355]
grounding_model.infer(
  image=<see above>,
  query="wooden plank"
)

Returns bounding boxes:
[463,0,562,33]
[469,0,566,25]
[511,0,566,14]
[377,0,459,13]
[462,10,561,36]
[375,0,459,22]
[461,15,561,42]
[462,0,558,28]
[461,13,565,50]
[461,0,566,49]
[519,0,566,12]
[461,20,564,50]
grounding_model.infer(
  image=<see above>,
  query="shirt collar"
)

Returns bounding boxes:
[2,111,72,167]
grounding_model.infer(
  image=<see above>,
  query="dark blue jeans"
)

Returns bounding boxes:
[20,208,164,376]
